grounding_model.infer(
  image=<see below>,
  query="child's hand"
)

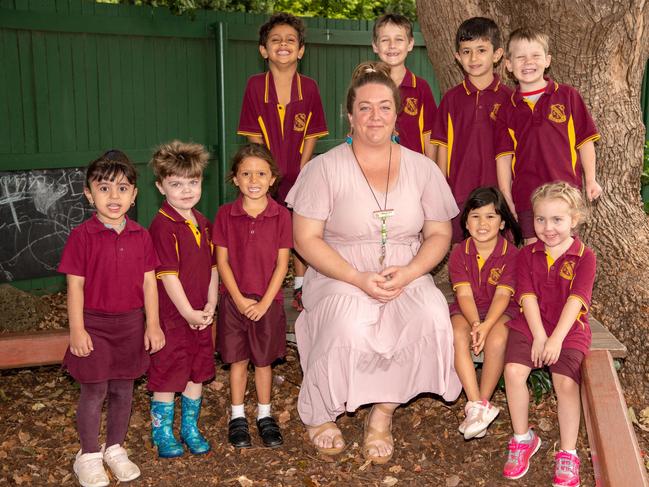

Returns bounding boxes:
[70,328,94,357]
[197,303,216,330]
[145,325,166,354]
[542,335,562,365]
[186,309,210,330]
[585,179,602,201]
[236,297,258,315]
[470,322,490,355]
[244,301,270,322]
[531,336,547,368]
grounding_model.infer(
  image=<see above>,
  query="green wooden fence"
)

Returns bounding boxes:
[0,0,438,291]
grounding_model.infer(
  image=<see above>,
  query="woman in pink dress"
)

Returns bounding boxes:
[285,61,462,464]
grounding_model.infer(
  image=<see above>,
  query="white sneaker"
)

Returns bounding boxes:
[73,450,109,487]
[464,400,499,439]
[458,411,486,438]
[103,444,141,482]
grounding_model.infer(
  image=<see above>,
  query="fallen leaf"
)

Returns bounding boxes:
[13,473,31,485]
[358,459,373,471]
[446,474,460,487]
[18,431,30,445]
[388,465,403,474]
[236,475,253,487]
[284,467,296,477]
[382,475,398,486]
[278,410,291,424]
[413,464,422,473]
[208,381,224,392]
[31,402,45,411]
[537,417,553,432]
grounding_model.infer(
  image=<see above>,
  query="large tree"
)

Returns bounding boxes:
[417,1,649,399]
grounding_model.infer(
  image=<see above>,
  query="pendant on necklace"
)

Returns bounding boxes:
[374,209,394,266]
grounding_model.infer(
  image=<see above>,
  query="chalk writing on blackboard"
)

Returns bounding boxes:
[0,168,92,282]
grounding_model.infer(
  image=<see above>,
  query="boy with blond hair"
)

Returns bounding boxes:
[495,28,601,242]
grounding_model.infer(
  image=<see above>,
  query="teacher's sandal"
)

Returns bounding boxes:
[307,422,346,455]
[362,404,395,464]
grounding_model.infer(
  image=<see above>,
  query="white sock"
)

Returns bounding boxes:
[231,403,245,420]
[293,277,304,289]
[563,449,577,455]
[257,403,271,419]
[514,430,533,442]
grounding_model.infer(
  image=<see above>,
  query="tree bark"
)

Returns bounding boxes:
[417,0,649,400]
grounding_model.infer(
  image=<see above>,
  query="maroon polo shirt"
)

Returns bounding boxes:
[395,69,437,154]
[58,214,159,314]
[237,71,329,203]
[448,235,519,318]
[432,74,512,204]
[213,195,292,302]
[508,238,596,354]
[148,201,216,330]
[494,78,600,212]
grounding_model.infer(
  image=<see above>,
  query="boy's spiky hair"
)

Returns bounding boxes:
[259,12,306,47]
[506,27,550,57]
[455,17,502,51]
[150,140,209,183]
[372,13,413,41]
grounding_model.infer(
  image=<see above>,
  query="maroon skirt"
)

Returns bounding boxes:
[63,309,150,384]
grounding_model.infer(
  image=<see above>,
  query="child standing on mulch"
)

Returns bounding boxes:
[213,143,292,449]
[449,187,522,440]
[502,181,596,487]
[147,141,219,458]
[59,150,165,487]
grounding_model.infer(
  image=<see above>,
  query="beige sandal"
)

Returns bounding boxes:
[362,404,395,464]
[307,422,346,455]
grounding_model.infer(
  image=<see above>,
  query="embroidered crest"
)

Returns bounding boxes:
[548,104,567,123]
[403,97,418,116]
[490,103,501,121]
[488,266,504,286]
[559,260,575,281]
[294,112,307,132]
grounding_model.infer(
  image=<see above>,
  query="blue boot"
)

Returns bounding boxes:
[180,395,211,455]
[151,400,184,458]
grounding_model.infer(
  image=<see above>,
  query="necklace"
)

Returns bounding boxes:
[350,144,395,267]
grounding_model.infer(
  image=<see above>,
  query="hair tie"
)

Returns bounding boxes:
[364,67,377,73]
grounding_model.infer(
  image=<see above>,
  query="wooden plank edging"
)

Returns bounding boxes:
[580,350,649,487]
[0,329,68,370]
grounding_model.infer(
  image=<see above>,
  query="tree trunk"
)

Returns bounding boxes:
[417,0,649,400]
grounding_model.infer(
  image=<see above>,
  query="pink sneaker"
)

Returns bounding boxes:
[502,431,541,479]
[553,451,580,487]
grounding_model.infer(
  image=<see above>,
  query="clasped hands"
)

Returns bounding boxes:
[531,334,563,368]
[356,266,413,303]
[186,304,215,330]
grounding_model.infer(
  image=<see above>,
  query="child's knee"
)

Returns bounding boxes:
[485,331,507,353]
[553,374,578,396]
[504,363,529,385]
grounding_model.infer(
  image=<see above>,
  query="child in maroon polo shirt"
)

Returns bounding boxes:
[502,182,596,487]
[432,17,512,243]
[237,12,328,312]
[59,150,165,486]
[372,13,437,160]
[448,187,522,441]
[495,28,602,242]
[214,144,292,449]
[147,141,218,459]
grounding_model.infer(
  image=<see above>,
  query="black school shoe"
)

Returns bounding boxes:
[256,416,283,448]
[228,417,252,448]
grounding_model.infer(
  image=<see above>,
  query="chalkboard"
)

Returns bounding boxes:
[0,168,136,282]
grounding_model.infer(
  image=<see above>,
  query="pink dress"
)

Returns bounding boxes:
[285,143,463,426]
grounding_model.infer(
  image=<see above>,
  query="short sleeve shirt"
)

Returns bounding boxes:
[395,69,437,155]
[148,201,216,329]
[448,235,519,319]
[213,196,293,302]
[237,72,329,203]
[58,215,159,314]
[494,78,600,212]
[432,75,512,204]
[508,238,596,354]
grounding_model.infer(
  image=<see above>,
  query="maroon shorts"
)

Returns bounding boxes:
[517,210,536,239]
[63,309,150,384]
[504,329,585,384]
[217,293,286,367]
[147,322,215,392]
[451,201,466,244]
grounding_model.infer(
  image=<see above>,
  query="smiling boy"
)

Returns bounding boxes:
[431,17,512,243]
[494,28,601,242]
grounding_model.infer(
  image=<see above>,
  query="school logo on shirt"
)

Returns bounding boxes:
[294,112,307,132]
[559,260,575,281]
[548,104,567,123]
[403,97,419,116]
[490,103,501,121]
[488,266,504,286]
